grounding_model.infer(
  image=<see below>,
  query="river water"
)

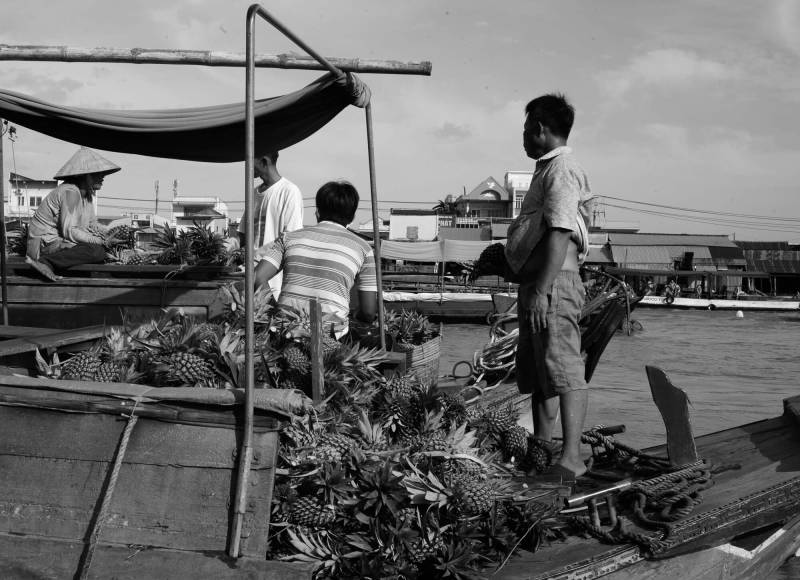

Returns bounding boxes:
[439,308,800,578]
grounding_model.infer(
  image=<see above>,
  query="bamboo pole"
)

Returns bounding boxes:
[0,44,432,76]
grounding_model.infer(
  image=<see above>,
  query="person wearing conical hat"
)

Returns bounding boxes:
[25,147,122,281]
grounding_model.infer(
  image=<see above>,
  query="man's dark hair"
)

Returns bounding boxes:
[264,151,279,163]
[316,180,359,226]
[525,93,575,138]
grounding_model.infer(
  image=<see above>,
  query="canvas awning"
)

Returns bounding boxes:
[0,72,369,163]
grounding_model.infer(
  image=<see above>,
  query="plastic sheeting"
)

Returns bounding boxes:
[380,239,493,263]
[0,72,370,163]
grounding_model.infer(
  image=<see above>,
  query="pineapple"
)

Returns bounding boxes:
[322,335,341,358]
[434,457,484,487]
[125,252,149,266]
[94,362,121,383]
[60,345,103,380]
[502,426,529,461]
[106,225,136,249]
[152,224,188,265]
[315,432,355,463]
[158,352,214,386]
[182,221,225,263]
[408,534,444,567]
[437,392,468,428]
[288,497,335,528]
[452,480,495,516]
[283,345,310,374]
[281,423,316,448]
[481,406,517,436]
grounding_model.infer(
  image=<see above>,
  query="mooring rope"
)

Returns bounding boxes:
[76,404,140,580]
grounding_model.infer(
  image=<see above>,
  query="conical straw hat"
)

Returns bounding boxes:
[53,147,121,180]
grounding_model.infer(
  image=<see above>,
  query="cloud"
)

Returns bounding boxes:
[597,49,739,98]
[772,0,800,55]
[432,122,472,140]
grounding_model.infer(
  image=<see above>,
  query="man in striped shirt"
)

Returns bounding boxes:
[254,181,377,337]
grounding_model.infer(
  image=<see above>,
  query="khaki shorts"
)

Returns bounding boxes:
[516,271,587,400]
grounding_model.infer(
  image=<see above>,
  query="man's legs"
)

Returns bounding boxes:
[42,242,105,270]
[556,389,588,476]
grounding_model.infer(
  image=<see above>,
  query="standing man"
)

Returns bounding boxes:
[26,147,122,281]
[505,94,594,482]
[238,151,303,299]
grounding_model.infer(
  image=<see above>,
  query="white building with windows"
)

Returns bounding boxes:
[171,195,229,234]
[504,171,533,218]
[5,172,56,221]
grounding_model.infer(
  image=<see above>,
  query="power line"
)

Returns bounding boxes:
[598,194,800,223]
[602,202,800,235]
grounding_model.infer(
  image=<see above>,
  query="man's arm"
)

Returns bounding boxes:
[254,259,279,289]
[357,290,378,322]
[526,228,571,333]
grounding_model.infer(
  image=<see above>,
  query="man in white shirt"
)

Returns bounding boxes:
[238,151,303,298]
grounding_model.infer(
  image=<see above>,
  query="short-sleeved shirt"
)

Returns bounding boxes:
[238,177,303,297]
[29,183,104,247]
[256,221,377,337]
[505,147,593,274]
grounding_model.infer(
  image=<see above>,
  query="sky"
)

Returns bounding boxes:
[1,0,799,240]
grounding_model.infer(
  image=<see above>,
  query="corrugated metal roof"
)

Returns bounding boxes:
[746,259,800,274]
[610,245,713,266]
[607,233,738,247]
[586,245,613,263]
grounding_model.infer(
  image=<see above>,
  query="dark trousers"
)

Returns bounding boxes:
[40,243,106,270]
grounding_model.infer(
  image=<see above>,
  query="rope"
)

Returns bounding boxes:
[76,404,140,580]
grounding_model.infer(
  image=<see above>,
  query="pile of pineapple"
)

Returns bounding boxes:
[270,373,560,578]
[384,309,440,350]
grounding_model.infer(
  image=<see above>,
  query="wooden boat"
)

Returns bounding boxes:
[464,370,800,580]
[2,356,798,579]
[0,373,314,579]
[382,289,497,321]
[2,258,239,329]
[638,294,800,311]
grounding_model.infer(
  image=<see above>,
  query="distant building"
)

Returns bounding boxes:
[504,171,533,218]
[171,195,229,235]
[389,209,438,241]
[735,241,800,295]
[453,176,512,222]
[5,172,56,221]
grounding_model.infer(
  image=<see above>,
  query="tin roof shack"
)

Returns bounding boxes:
[605,233,747,297]
[735,241,800,296]
[389,209,438,241]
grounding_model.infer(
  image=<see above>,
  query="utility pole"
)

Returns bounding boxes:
[154,180,159,215]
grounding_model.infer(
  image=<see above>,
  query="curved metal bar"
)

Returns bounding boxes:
[230,3,358,558]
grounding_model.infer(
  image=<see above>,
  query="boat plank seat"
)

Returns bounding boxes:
[0,324,62,339]
[0,324,107,357]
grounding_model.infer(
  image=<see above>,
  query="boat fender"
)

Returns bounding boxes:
[707,304,716,311]
[665,295,675,305]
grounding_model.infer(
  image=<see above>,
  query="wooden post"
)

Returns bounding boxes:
[309,298,324,404]
[0,120,7,325]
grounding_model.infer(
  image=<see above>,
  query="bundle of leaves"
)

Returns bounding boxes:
[384,309,440,349]
[180,220,226,264]
[269,374,561,578]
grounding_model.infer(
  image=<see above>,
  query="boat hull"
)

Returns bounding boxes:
[638,295,800,311]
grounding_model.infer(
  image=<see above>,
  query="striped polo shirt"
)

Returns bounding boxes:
[256,221,377,336]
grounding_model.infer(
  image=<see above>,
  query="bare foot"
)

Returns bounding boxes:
[25,256,62,281]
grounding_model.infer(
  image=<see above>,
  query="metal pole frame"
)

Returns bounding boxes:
[232,3,388,557]
[0,120,8,325]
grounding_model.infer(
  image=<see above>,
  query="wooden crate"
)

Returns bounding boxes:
[0,382,280,557]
